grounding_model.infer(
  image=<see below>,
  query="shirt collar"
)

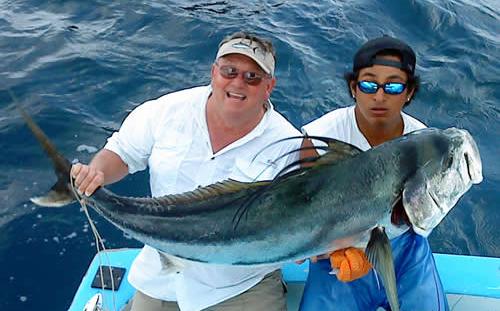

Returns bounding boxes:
[198,85,274,156]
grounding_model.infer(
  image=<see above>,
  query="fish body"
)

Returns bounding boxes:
[82,127,481,266]
[20,107,482,311]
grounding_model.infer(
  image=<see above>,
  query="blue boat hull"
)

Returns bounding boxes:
[69,248,500,311]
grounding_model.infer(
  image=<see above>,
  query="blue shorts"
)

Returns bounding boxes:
[299,230,449,311]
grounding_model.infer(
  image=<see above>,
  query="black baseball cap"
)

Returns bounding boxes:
[353,35,416,76]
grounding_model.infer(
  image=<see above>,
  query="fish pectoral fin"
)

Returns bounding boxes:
[158,251,186,275]
[30,179,75,207]
[365,227,400,311]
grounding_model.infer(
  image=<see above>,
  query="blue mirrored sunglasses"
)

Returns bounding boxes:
[357,80,407,95]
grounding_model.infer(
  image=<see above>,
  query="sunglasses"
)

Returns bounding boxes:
[357,80,407,95]
[215,63,269,86]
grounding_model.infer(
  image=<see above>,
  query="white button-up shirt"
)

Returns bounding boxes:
[105,85,301,311]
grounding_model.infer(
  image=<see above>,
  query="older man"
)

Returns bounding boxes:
[72,31,301,311]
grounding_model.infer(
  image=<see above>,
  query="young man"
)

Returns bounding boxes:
[299,36,449,310]
[71,31,301,311]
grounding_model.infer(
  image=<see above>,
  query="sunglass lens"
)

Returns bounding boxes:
[358,81,378,94]
[384,83,405,95]
[243,72,262,85]
[218,65,263,85]
[219,66,238,79]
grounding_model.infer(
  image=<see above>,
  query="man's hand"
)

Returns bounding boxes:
[71,163,105,196]
[329,247,372,282]
[69,149,129,197]
[295,253,330,265]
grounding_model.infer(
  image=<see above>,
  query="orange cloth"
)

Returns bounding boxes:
[330,247,372,282]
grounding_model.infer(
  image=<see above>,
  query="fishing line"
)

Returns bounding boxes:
[9,90,118,310]
[250,136,331,182]
[70,177,117,311]
[250,136,304,182]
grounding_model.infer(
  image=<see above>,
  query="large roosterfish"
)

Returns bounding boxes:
[20,106,482,311]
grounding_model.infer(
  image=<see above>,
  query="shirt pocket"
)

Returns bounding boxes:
[149,138,192,195]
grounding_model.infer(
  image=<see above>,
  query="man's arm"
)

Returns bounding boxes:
[71,149,128,196]
[299,138,319,167]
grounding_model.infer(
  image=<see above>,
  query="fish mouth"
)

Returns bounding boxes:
[464,151,482,184]
[413,224,429,236]
[450,128,483,184]
[464,152,473,183]
[428,190,444,214]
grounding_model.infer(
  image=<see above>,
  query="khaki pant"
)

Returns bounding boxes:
[127,270,286,311]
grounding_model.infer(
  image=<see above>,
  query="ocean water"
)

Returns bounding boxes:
[0,0,498,310]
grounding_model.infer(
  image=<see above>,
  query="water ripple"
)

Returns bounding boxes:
[0,1,499,309]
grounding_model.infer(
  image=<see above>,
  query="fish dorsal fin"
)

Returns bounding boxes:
[158,179,270,205]
[307,135,363,166]
[268,137,363,178]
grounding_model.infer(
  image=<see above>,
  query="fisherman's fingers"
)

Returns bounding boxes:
[72,164,103,196]
[330,249,345,268]
[83,171,104,196]
[70,163,82,178]
[336,259,352,282]
[344,248,372,279]
[329,247,372,282]
[72,163,90,189]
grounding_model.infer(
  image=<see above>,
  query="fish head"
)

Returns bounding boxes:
[403,128,483,237]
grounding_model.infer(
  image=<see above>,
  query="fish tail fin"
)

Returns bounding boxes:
[366,226,399,311]
[14,99,75,207]
[30,178,75,207]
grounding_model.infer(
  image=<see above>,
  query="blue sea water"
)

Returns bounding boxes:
[0,0,498,310]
